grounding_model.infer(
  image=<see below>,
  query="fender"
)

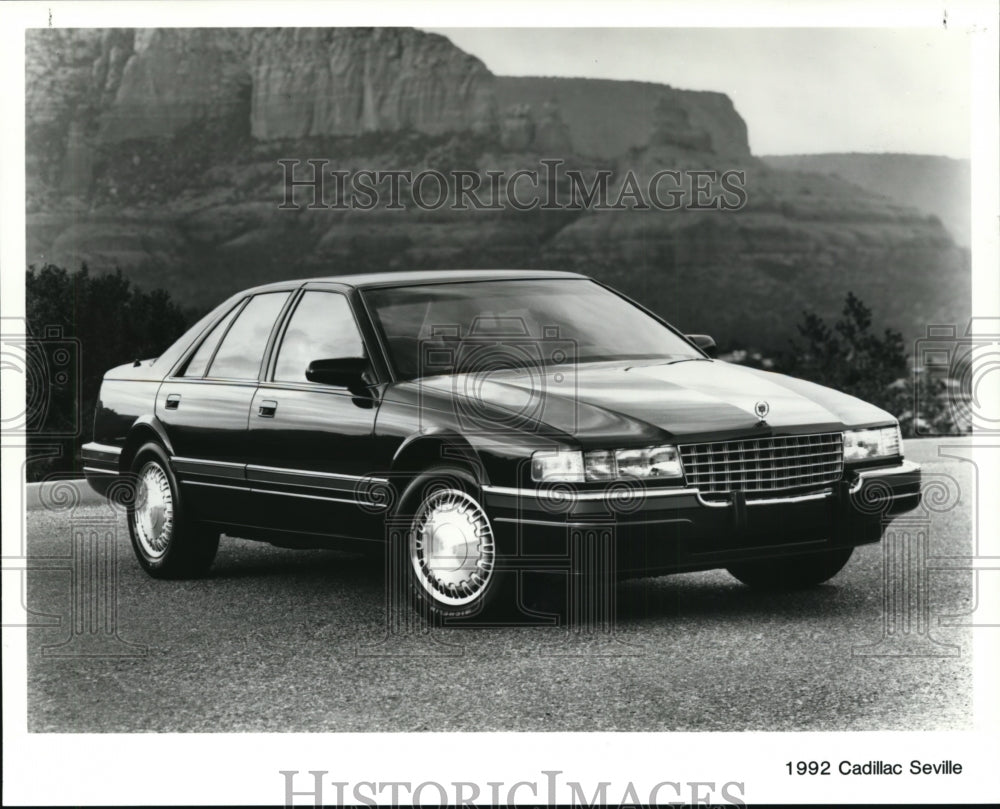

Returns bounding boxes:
[121,414,176,471]
[391,431,490,486]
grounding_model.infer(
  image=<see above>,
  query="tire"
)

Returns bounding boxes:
[126,442,219,579]
[393,466,507,622]
[726,547,854,589]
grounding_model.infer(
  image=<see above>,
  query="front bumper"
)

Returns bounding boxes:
[482,460,921,576]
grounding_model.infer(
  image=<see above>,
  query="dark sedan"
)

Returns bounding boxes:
[83,270,921,619]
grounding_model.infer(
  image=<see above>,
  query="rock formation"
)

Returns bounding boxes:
[499,104,535,151]
[98,29,252,142]
[24,27,968,353]
[494,76,751,158]
[761,153,971,247]
[248,28,495,139]
[27,28,753,192]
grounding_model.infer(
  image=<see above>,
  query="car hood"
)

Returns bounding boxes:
[410,359,896,446]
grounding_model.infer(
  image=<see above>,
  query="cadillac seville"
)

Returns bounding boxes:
[82,270,921,619]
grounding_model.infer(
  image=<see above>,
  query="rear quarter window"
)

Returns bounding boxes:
[180,300,244,378]
[204,292,290,380]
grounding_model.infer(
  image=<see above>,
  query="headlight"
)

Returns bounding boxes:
[530,449,585,482]
[612,446,683,479]
[531,446,683,482]
[843,425,902,461]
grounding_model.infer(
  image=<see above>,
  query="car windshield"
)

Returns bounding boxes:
[363,278,702,380]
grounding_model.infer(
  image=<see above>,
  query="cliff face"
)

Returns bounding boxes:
[495,77,751,159]
[248,28,496,139]
[27,27,497,195]
[27,28,751,192]
[99,29,252,142]
[25,27,968,353]
[28,28,494,143]
[26,29,250,141]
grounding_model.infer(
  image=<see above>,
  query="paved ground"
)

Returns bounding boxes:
[24,438,974,732]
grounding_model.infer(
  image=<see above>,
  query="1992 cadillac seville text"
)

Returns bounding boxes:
[83,270,922,619]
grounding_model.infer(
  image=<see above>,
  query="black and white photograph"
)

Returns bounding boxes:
[2,1,998,806]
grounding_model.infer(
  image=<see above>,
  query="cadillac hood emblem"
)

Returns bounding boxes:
[754,401,770,422]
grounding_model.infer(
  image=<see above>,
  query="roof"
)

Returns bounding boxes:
[246,268,588,294]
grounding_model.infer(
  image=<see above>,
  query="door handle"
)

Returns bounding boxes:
[165,394,181,410]
[257,399,278,418]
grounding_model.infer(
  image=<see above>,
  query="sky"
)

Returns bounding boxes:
[425,28,971,159]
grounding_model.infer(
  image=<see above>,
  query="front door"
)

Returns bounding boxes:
[245,288,384,539]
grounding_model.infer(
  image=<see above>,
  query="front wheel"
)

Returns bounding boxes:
[395,467,506,622]
[726,547,854,589]
[126,442,219,578]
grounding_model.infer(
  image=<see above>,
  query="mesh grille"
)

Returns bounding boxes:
[679,432,844,501]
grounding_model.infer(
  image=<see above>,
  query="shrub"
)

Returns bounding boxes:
[24,264,193,480]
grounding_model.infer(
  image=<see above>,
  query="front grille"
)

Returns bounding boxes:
[679,432,844,501]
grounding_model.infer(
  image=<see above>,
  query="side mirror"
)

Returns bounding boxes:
[686,334,717,358]
[305,357,369,389]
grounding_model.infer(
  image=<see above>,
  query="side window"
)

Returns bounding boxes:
[181,301,243,378]
[273,291,365,384]
[205,292,290,380]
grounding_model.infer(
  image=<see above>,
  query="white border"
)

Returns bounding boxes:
[3,1,998,805]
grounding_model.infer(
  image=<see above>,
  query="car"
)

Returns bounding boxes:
[82,269,922,620]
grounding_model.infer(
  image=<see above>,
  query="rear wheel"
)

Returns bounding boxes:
[726,547,854,589]
[127,442,219,578]
[395,467,506,622]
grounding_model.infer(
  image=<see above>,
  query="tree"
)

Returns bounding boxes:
[24,264,193,480]
[783,292,959,436]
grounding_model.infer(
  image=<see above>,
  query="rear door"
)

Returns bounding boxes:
[245,287,386,538]
[157,290,292,522]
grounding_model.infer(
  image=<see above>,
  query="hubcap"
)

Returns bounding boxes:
[409,488,495,607]
[133,461,174,559]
